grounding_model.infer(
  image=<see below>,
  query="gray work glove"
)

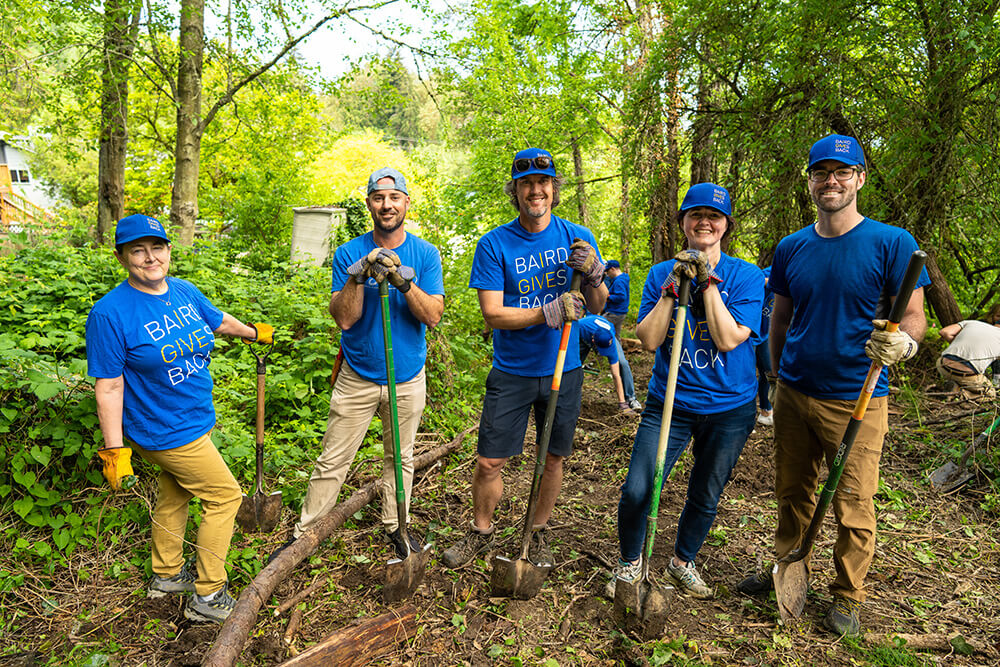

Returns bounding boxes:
[542,291,587,329]
[369,249,415,293]
[674,249,722,291]
[347,248,381,284]
[567,238,606,288]
[865,319,918,366]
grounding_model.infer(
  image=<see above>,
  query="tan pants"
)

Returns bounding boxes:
[773,382,888,602]
[295,364,426,537]
[936,357,997,399]
[134,432,242,596]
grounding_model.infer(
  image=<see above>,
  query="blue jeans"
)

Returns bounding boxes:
[755,341,772,411]
[580,338,636,401]
[617,398,755,563]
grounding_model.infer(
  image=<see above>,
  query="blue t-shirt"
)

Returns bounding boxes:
[639,254,764,413]
[578,315,618,364]
[332,232,444,384]
[769,218,931,399]
[605,274,630,315]
[86,277,224,451]
[469,215,602,377]
[751,267,774,345]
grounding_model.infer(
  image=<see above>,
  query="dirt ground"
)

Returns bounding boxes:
[9,349,1000,666]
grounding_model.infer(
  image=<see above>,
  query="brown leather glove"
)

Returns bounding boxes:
[865,319,918,366]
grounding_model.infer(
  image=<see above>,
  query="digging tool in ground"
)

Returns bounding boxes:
[236,340,282,533]
[774,250,926,621]
[379,279,431,603]
[490,273,583,600]
[930,413,1000,493]
[612,275,689,638]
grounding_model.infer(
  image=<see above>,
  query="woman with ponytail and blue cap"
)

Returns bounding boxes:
[605,183,764,600]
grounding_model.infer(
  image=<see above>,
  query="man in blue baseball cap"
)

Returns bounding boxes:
[738,133,930,637]
[443,147,608,571]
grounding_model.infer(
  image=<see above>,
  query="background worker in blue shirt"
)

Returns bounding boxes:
[578,314,640,415]
[602,260,630,338]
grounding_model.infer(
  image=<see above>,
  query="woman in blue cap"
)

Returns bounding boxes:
[606,183,764,599]
[86,214,273,623]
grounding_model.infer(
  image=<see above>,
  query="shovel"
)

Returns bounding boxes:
[774,250,926,621]
[236,340,283,533]
[379,279,431,603]
[490,272,584,599]
[929,414,1000,493]
[613,274,689,637]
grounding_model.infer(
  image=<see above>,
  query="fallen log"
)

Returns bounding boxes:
[278,605,417,667]
[283,607,302,650]
[275,575,331,617]
[202,425,477,667]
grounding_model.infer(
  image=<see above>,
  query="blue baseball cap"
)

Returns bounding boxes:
[605,259,620,270]
[808,134,865,170]
[680,183,732,216]
[115,214,170,246]
[592,318,614,349]
[511,148,557,179]
[367,167,409,195]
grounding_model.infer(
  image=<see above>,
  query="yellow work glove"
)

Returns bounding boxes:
[98,447,137,490]
[248,322,274,344]
[864,319,918,366]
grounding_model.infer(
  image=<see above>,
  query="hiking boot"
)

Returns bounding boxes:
[627,397,643,412]
[147,565,196,599]
[824,596,862,636]
[736,570,774,597]
[757,411,774,426]
[184,584,237,624]
[265,536,297,567]
[603,558,642,599]
[666,558,713,599]
[441,523,495,568]
[528,527,553,567]
[386,526,424,559]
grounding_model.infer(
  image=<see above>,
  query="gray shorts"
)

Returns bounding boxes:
[477,367,584,459]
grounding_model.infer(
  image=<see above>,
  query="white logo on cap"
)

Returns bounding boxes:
[713,188,725,203]
[834,138,852,154]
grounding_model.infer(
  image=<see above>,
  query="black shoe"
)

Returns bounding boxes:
[824,596,861,636]
[442,523,495,568]
[265,536,296,566]
[737,570,773,597]
[386,527,423,559]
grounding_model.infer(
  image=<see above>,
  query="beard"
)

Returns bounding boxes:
[813,187,857,213]
[374,213,405,234]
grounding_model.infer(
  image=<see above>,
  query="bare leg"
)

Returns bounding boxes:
[610,361,626,404]
[472,455,506,530]
[532,453,564,527]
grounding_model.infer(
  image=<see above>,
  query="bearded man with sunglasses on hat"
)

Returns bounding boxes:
[737,134,930,637]
[442,148,607,570]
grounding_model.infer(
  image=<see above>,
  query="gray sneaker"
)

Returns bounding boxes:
[666,558,713,599]
[527,527,553,567]
[441,523,495,568]
[603,558,642,599]
[627,397,643,412]
[147,565,196,598]
[184,584,236,624]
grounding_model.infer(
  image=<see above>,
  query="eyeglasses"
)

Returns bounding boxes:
[808,167,860,183]
[513,156,553,174]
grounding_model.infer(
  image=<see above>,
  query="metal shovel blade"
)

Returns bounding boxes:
[929,459,975,493]
[613,576,670,639]
[236,490,283,533]
[773,560,808,621]
[489,554,552,600]
[384,544,431,603]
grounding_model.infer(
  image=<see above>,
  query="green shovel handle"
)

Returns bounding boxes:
[379,280,408,544]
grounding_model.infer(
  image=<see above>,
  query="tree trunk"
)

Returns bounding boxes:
[571,137,589,227]
[689,58,716,186]
[619,159,630,270]
[97,0,140,244]
[278,606,418,666]
[201,426,477,667]
[170,0,205,245]
[922,249,961,326]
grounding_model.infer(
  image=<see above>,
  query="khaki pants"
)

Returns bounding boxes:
[604,312,626,338]
[936,357,996,399]
[134,432,242,596]
[295,364,426,537]
[773,383,888,602]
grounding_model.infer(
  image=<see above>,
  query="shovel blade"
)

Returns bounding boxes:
[384,545,431,603]
[929,461,975,493]
[236,491,283,533]
[613,577,671,640]
[490,554,552,600]
[774,560,808,621]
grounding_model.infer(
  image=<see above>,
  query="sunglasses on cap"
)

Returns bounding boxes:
[513,156,553,174]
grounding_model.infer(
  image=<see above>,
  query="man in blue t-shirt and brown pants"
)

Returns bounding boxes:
[271,167,445,562]
[442,148,608,569]
[737,134,930,636]
[602,259,629,338]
